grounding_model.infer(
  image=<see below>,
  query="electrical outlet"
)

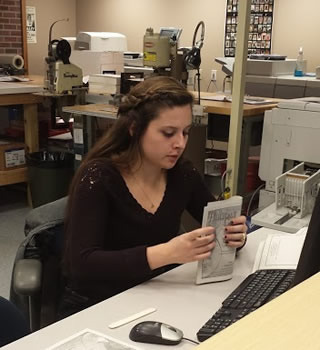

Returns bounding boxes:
[211,69,217,82]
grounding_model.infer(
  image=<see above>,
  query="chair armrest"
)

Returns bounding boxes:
[13,259,42,296]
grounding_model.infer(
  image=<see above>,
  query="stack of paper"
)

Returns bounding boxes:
[89,74,121,94]
[252,227,307,273]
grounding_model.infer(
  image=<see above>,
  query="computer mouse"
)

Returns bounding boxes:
[129,321,183,345]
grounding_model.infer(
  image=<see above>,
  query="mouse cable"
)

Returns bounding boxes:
[182,337,200,345]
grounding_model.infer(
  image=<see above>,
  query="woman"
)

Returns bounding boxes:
[61,76,247,316]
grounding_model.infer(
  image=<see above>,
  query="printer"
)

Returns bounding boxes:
[252,97,320,232]
[69,32,127,76]
[74,32,127,51]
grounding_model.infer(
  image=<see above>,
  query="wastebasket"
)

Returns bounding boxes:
[26,151,74,208]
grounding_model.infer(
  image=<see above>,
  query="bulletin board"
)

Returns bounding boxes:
[224,0,274,57]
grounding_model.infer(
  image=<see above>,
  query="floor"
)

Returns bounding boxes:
[0,185,31,299]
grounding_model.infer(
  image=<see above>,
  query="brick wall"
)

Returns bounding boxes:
[0,0,23,55]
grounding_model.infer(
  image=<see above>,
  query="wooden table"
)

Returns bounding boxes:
[0,76,43,187]
[200,93,278,116]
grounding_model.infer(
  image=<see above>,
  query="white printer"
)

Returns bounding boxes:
[74,32,127,51]
[70,32,127,77]
[252,97,320,232]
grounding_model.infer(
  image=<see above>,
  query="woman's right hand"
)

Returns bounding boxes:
[147,227,215,270]
[165,227,215,264]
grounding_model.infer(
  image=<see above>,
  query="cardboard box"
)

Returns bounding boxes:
[0,140,26,171]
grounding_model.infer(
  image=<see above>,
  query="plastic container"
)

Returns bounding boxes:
[294,47,304,77]
[205,158,227,176]
[26,151,74,208]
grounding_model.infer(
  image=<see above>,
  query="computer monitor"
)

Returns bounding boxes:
[159,27,182,42]
[291,191,320,287]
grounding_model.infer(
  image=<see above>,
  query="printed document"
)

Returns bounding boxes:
[196,196,243,284]
[252,227,307,272]
[46,328,141,350]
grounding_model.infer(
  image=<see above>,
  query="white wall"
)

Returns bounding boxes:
[272,0,320,73]
[26,0,77,75]
[75,0,226,90]
[26,0,320,86]
[75,0,320,90]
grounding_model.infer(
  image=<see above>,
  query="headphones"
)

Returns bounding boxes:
[184,21,205,70]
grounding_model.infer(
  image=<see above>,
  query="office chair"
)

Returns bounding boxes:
[10,197,67,332]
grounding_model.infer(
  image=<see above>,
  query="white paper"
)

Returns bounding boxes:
[73,128,84,144]
[200,94,274,105]
[252,228,307,273]
[46,328,142,350]
[5,149,25,167]
[196,196,243,284]
[26,6,37,44]
[48,132,73,140]
[0,76,30,82]
[200,94,228,102]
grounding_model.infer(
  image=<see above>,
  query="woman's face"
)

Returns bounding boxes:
[139,104,192,170]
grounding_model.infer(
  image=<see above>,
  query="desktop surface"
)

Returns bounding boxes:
[196,271,320,350]
[2,228,275,350]
[198,92,279,117]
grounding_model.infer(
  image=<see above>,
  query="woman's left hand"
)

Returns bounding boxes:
[224,215,248,249]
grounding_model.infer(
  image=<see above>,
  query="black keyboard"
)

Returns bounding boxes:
[197,269,296,342]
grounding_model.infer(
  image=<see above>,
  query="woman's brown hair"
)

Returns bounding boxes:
[67,75,194,203]
[63,76,194,257]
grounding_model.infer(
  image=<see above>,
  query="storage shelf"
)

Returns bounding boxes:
[0,167,27,186]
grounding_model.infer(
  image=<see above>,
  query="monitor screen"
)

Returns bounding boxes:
[159,27,182,42]
[291,190,320,287]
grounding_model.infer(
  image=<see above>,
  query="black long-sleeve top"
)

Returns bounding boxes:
[64,159,214,302]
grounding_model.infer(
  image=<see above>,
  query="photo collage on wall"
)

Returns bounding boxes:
[225,0,274,57]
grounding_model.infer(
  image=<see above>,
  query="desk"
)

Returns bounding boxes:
[197,271,320,349]
[3,228,270,350]
[0,76,43,187]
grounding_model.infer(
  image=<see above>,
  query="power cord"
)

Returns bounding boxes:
[220,168,232,196]
[182,337,200,345]
[196,68,201,104]
[206,79,218,92]
[246,183,265,217]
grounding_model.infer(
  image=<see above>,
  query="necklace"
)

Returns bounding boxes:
[131,174,156,209]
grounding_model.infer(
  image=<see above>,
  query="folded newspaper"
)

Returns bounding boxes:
[196,196,243,284]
